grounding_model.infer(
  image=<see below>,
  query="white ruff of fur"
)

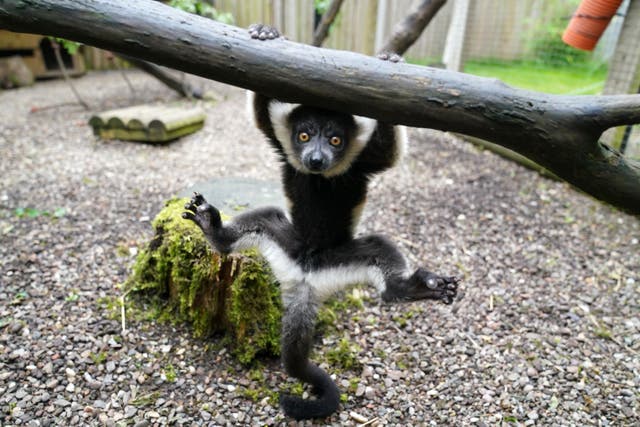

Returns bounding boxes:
[231,232,387,301]
[322,115,377,178]
[268,101,306,172]
[266,99,380,177]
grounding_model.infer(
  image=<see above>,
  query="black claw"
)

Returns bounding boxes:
[192,192,204,205]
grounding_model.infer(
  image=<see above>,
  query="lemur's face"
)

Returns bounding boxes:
[288,107,356,174]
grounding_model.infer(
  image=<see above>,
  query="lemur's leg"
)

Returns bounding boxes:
[182,192,297,255]
[311,234,459,304]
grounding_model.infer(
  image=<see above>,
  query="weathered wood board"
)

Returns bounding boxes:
[89,104,205,142]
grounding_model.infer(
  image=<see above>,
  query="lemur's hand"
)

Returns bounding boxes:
[376,52,404,63]
[248,24,281,40]
[415,270,460,305]
[429,274,459,305]
[182,192,222,233]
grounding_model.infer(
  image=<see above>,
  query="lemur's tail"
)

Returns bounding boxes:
[279,362,340,420]
[279,285,340,420]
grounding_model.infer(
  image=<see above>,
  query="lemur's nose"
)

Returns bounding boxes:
[309,154,325,170]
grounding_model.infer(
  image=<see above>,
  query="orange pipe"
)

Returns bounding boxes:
[562,0,623,51]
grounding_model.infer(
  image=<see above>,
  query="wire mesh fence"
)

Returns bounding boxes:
[198,0,640,157]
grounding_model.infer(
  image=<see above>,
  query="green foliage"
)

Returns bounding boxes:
[393,309,415,328]
[125,198,281,365]
[129,392,161,407]
[314,0,332,14]
[89,352,107,365]
[325,337,361,371]
[524,0,597,67]
[163,363,177,382]
[48,37,81,55]
[317,288,365,333]
[65,291,79,303]
[14,207,66,218]
[528,24,590,67]
[169,0,234,24]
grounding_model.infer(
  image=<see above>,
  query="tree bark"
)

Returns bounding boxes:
[1,0,639,213]
[117,54,203,99]
[312,0,345,47]
[378,0,448,55]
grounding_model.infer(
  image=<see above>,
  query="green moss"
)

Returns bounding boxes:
[325,338,362,371]
[89,352,107,365]
[227,252,282,364]
[317,287,365,334]
[125,198,282,365]
[163,363,177,382]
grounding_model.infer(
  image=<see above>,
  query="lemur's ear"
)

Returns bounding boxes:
[352,116,377,147]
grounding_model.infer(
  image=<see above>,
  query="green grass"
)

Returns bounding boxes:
[463,59,607,95]
[408,57,608,95]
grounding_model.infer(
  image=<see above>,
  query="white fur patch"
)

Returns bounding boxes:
[268,100,306,172]
[393,125,409,166]
[322,115,377,178]
[306,265,386,301]
[245,91,257,126]
[230,231,387,300]
[232,232,304,291]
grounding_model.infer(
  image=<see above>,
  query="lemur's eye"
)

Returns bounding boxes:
[298,132,310,142]
[329,136,342,146]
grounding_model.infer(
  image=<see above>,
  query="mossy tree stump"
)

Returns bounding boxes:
[126,198,282,364]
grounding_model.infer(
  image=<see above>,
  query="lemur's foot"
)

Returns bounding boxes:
[407,269,459,304]
[376,52,404,63]
[248,23,280,40]
[182,192,222,233]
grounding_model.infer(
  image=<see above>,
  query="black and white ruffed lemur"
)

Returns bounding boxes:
[183,24,459,421]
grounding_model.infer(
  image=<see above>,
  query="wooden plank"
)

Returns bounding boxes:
[89,104,205,142]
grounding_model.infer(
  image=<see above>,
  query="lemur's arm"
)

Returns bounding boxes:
[354,123,408,175]
[247,24,288,157]
[353,52,408,175]
[182,193,297,256]
[251,92,283,153]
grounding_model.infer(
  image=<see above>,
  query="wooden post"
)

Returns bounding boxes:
[601,0,640,157]
[374,0,389,53]
[442,0,469,71]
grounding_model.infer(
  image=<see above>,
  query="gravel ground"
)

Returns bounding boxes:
[0,70,638,426]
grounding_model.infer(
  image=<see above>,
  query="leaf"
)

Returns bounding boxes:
[549,395,559,410]
[26,208,41,218]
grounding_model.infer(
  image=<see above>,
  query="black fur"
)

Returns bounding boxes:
[182,23,459,421]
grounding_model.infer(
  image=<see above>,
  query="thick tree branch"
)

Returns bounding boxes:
[378,0,448,55]
[1,0,639,213]
[312,0,345,47]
